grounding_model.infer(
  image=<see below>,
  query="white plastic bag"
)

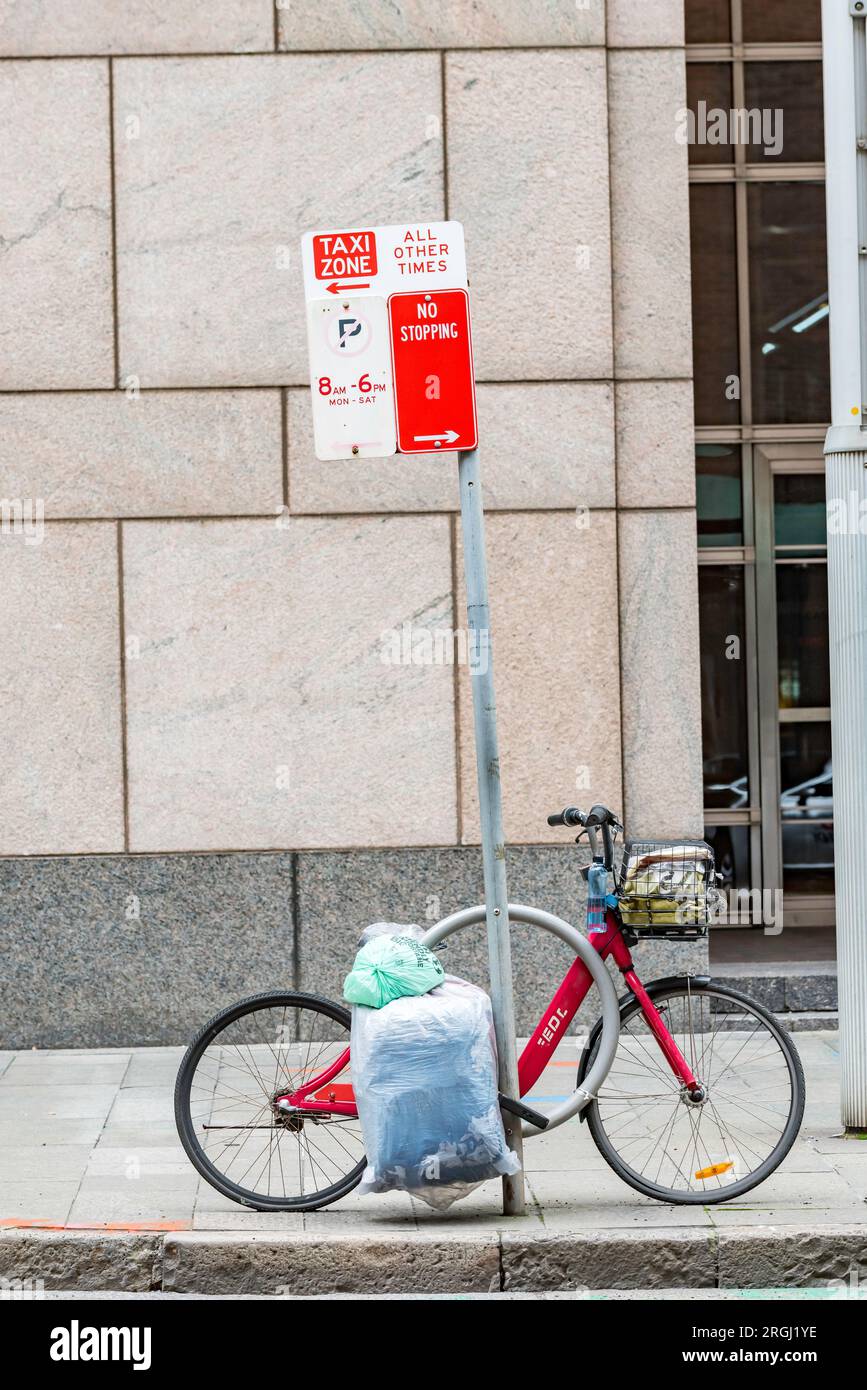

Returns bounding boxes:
[357,921,426,946]
[351,975,520,1210]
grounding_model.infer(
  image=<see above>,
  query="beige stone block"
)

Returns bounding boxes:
[123,516,457,850]
[0,2,274,55]
[114,55,443,388]
[615,380,695,508]
[288,382,615,513]
[277,0,605,48]
[618,510,703,840]
[608,50,692,379]
[607,0,685,47]
[458,512,623,845]
[0,390,282,518]
[0,524,124,853]
[0,61,113,389]
[446,51,612,380]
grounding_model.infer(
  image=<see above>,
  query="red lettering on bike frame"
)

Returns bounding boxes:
[277,906,699,1117]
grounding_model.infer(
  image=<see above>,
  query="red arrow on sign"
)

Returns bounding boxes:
[326,281,370,295]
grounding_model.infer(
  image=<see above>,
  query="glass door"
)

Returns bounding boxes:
[755,445,834,927]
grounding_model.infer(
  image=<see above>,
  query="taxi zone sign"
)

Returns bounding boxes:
[301,221,477,460]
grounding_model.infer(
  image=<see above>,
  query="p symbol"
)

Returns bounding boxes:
[338,318,362,348]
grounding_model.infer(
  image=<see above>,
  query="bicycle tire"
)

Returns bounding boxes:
[174,990,366,1213]
[581,978,806,1205]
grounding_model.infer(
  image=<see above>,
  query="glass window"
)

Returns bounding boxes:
[699,566,749,808]
[780,721,833,894]
[748,183,830,424]
[742,62,824,163]
[696,445,743,547]
[687,64,735,166]
[774,475,829,709]
[704,824,751,892]
[776,566,831,709]
[685,0,732,44]
[742,0,821,44]
[774,472,828,549]
[690,184,740,426]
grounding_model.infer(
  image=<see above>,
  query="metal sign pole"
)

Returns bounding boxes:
[457,445,525,1215]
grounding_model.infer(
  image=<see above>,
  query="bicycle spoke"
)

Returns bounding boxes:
[590,986,800,1201]
[180,996,364,1210]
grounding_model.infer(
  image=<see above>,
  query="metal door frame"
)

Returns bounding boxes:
[753,441,834,928]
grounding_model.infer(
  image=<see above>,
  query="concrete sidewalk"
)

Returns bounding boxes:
[1,1031,866,1294]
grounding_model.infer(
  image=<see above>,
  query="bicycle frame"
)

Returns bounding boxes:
[277,901,701,1129]
[518,911,699,1097]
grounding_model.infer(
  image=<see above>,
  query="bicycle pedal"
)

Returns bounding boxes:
[498,1094,550,1130]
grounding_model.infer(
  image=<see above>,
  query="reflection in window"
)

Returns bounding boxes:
[699,566,749,808]
[748,183,830,424]
[690,184,740,426]
[774,473,828,549]
[779,719,833,893]
[696,445,743,547]
[742,63,824,164]
[780,722,832,816]
[776,567,830,709]
[704,824,751,893]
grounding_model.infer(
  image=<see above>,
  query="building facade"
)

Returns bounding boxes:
[0,1,830,1045]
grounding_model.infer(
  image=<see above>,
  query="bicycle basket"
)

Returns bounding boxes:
[615,840,718,940]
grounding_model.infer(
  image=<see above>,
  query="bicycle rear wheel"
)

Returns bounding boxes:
[175,991,365,1212]
[583,980,805,1204]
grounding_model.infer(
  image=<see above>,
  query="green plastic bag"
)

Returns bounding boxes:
[343,933,445,1009]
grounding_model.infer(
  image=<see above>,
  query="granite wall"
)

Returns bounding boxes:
[0,0,705,1044]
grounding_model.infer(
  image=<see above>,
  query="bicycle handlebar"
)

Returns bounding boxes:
[546,804,622,831]
[547,807,584,828]
[546,804,623,870]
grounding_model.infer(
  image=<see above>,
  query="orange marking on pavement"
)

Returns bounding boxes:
[0,1218,190,1232]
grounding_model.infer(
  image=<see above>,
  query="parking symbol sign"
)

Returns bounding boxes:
[301,220,475,460]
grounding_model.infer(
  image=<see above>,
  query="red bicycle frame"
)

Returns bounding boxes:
[277,906,699,1116]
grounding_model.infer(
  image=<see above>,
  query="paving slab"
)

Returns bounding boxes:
[0,1035,863,1294]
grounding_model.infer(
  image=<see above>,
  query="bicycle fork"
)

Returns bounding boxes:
[597,916,704,1099]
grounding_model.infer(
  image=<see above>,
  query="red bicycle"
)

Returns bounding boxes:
[175,804,805,1211]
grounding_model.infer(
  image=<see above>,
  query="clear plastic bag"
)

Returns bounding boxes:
[351,975,520,1210]
[357,921,426,947]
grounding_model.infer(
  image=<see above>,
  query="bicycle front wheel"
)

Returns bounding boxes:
[584,980,805,1204]
[175,991,365,1212]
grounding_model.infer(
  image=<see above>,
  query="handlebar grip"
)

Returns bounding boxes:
[547,807,584,828]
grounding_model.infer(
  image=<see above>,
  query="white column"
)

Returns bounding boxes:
[823,0,867,1127]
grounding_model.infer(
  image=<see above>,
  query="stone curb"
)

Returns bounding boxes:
[0,1230,162,1292]
[162,1231,502,1296]
[2,1225,866,1295]
[501,1228,717,1291]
